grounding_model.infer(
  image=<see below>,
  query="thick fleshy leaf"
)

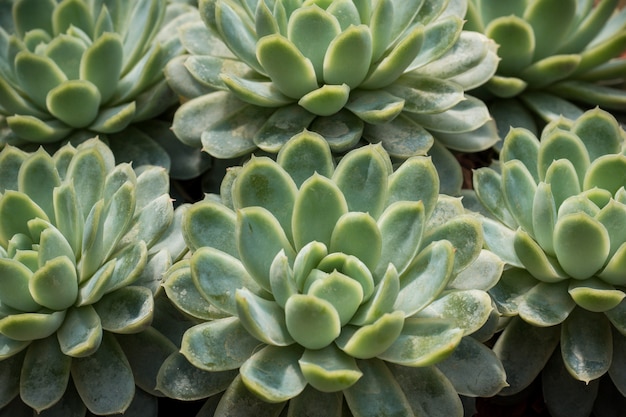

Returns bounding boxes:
[419,289,493,336]
[183,202,237,256]
[500,127,540,180]
[286,385,343,416]
[276,129,334,187]
[544,159,582,210]
[363,113,434,159]
[287,5,341,79]
[389,75,464,115]
[408,15,463,71]
[422,214,482,274]
[394,241,454,316]
[484,15,534,76]
[335,311,404,358]
[221,74,294,107]
[56,305,102,357]
[584,154,626,196]
[182,317,260,371]
[408,95,491,135]
[539,129,590,185]
[299,345,362,392]
[237,206,296,290]
[80,32,123,103]
[0,311,65,341]
[20,336,71,413]
[333,143,390,217]
[351,263,399,326]
[75,260,115,306]
[291,241,328,292]
[375,201,425,278]
[448,249,504,291]
[514,227,569,283]
[292,174,348,250]
[233,156,297,235]
[386,156,438,216]
[191,247,260,315]
[436,336,508,397]
[493,316,560,395]
[0,258,39,312]
[88,101,136,134]
[524,0,577,60]
[6,115,73,143]
[329,212,381,272]
[390,363,463,417]
[309,110,364,152]
[553,212,610,280]
[307,269,363,325]
[361,24,425,89]
[600,242,626,286]
[0,190,49,247]
[240,344,307,403]
[253,105,317,153]
[298,83,350,116]
[93,286,153,334]
[214,374,286,415]
[378,317,463,366]
[518,280,576,326]
[162,262,222,321]
[236,287,294,346]
[323,25,372,87]
[15,51,67,108]
[156,352,238,401]
[29,256,78,311]
[569,278,625,312]
[571,108,623,161]
[561,308,612,383]
[343,359,414,417]
[16,149,60,223]
[71,333,134,415]
[285,294,340,350]
[257,34,319,99]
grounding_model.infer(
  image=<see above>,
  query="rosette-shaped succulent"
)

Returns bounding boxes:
[157,130,507,416]
[466,0,626,137]
[0,0,193,147]
[0,138,185,416]
[168,0,500,193]
[471,108,626,417]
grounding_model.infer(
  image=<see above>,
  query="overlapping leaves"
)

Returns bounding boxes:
[159,130,505,416]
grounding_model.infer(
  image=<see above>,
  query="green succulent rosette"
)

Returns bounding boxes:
[157,130,506,416]
[466,0,626,138]
[471,108,626,417]
[168,0,500,194]
[0,0,197,158]
[0,138,188,416]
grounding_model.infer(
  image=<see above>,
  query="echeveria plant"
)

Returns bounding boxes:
[466,0,626,137]
[0,0,193,150]
[471,108,626,417]
[0,138,186,416]
[157,130,506,416]
[168,0,500,193]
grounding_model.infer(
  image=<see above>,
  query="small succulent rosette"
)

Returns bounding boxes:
[158,130,506,416]
[0,139,187,416]
[0,0,194,150]
[471,108,626,417]
[168,0,500,193]
[466,0,626,138]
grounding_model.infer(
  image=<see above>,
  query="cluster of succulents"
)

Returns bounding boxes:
[1,0,626,416]
[0,0,209,176]
[157,130,506,415]
[0,138,186,416]
[167,0,502,194]
[466,0,626,138]
[470,107,626,417]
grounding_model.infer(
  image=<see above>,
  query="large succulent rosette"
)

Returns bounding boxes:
[471,108,626,417]
[466,0,626,138]
[157,130,506,416]
[168,0,500,194]
[0,0,195,156]
[0,139,188,416]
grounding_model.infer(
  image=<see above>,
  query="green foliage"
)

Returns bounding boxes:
[159,130,506,415]
[472,107,626,416]
[0,139,186,415]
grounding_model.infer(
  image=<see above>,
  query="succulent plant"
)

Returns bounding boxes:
[470,107,626,417]
[168,0,500,194]
[157,129,506,416]
[0,0,195,154]
[466,0,626,138]
[0,138,187,416]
